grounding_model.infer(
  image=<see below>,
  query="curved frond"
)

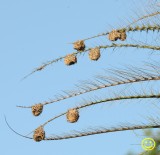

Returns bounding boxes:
[21,24,160,80]
[18,64,160,109]
[45,122,160,140]
[38,92,160,127]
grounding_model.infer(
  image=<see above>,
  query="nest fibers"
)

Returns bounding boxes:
[89,47,101,61]
[32,104,43,116]
[66,108,79,123]
[73,40,85,51]
[108,30,127,41]
[119,30,127,41]
[64,54,77,66]
[33,126,45,142]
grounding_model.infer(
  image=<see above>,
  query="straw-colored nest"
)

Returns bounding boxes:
[108,30,121,41]
[66,108,79,123]
[89,47,101,61]
[64,54,77,66]
[119,31,127,41]
[73,40,85,51]
[33,126,45,142]
[32,104,43,116]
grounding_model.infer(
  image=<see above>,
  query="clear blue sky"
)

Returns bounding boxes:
[1,0,160,155]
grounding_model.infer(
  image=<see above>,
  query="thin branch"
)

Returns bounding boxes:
[127,11,160,27]
[4,115,32,140]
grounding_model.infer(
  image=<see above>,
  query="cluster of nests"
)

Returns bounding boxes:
[33,108,79,142]
[64,29,127,66]
[32,29,127,142]
[64,40,101,66]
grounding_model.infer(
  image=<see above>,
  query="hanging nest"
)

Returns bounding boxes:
[119,31,127,41]
[64,54,77,66]
[66,108,79,123]
[33,126,45,142]
[89,47,101,61]
[73,40,85,51]
[108,30,121,41]
[32,104,43,116]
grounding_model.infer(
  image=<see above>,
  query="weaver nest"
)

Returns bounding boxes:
[73,40,85,51]
[108,30,127,41]
[66,108,79,123]
[32,104,43,116]
[64,54,77,66]
[33,126,45,142]
[89,47,101,61]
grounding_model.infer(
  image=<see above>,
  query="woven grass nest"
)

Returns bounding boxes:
[108,30,127,41]
[89,47,101,61]
[32,104,43,116]
[66,108,79,123]
[64,54,77,66]
[73,40,85,51]
[33,126,45,142]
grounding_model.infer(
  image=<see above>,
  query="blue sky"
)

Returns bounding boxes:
[1,0,160,155]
